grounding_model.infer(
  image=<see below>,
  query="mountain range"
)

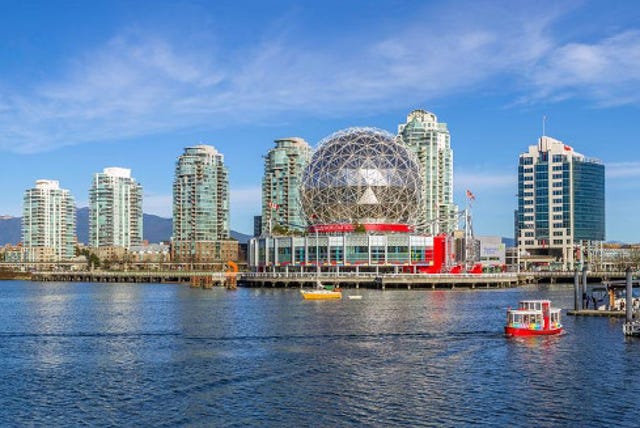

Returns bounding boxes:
[0,207,252,245]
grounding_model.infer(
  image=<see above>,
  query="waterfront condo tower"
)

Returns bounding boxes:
[261,137,312,235]
[397,109,458,234]
[89,167,143,249]
[172,145,231,264]
[516,136,605,270]
[22,180,76,262]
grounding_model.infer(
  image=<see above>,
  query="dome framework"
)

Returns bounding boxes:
[301,127,423,228]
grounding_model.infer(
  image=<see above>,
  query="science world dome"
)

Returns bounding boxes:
[301,127,423,229]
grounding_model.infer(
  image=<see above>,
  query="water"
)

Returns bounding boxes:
[1,281,639,427]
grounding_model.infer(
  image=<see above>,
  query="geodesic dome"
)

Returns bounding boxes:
[301,127,423,226]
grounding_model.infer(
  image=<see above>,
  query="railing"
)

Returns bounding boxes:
[240,272,521,280]
[32,270,227,278]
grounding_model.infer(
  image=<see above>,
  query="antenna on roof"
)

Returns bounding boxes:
[542,115,547,137]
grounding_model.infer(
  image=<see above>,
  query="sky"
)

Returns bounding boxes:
[1,0,639,242]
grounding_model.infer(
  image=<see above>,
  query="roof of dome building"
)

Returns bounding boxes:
[301,127,423,227]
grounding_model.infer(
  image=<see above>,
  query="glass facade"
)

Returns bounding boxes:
[516,136,605,269]
[250,234,438,268]
[262,138,312,234]
[89,167,143,249]
[22,180,76,261]
[172,145,230,263]
[397,109,458,234]
[573,160,605,241]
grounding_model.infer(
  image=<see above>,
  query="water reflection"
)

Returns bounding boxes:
[1,281,640,426]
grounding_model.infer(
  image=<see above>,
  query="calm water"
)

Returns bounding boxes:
[1,281,639,427]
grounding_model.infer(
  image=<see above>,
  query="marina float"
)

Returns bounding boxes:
[505,300,563,336]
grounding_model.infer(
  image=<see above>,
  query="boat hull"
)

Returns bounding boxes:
[301,291,342,300]
[505,326,563,337]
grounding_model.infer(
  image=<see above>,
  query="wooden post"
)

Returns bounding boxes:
[574,269,580,311]
[626,267,633,321]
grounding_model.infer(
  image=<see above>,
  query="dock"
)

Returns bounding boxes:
[567,309,625,317]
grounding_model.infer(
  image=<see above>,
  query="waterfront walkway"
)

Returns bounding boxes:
[20,269,633,290]
[31,270,227,285]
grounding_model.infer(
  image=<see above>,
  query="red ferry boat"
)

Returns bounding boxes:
[505,300,563,337]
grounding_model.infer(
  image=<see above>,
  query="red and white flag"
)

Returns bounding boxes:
[269,201,280,210]
[466,190,476,201]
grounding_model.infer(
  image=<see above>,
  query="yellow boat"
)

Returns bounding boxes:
[301,282,342,300]
[300,289,342,300]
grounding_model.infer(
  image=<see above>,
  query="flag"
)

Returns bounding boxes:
[466,190,476,201]
[268,201,279,210]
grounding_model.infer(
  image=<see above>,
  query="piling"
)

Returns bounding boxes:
[582,264,588,309]
[574,269,580,310]
[626,267,633,322]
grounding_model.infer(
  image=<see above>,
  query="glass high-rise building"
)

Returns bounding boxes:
[22,180,76,261]
[89,167,143,249]
[397,109,457,234]
[261,137,312,235]
[172,145,230,263]
[516,136,605,270]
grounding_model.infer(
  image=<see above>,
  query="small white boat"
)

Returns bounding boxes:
[348,295,362,300]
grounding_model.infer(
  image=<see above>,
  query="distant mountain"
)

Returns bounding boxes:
[75,207,173,244]
[230,230,252,244]
[0,216,21,245]
[0,208,250,245]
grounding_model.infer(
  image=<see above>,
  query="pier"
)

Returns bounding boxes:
[30,270,227,286]
[10,269,635,291]
[240,272,526,289]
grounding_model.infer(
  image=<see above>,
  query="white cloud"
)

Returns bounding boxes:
[529,31,640,106]
[606,162,640,179]
[1,3,639,153]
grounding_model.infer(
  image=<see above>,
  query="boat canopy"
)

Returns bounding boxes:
[518,300,551,311]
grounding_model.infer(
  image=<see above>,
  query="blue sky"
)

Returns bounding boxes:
[1,0,639,242]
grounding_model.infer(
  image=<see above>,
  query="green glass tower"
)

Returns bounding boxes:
[261,137,312,235]
[89,167,143,249]
[22,180,76,261]
[397,110,457,234]
[172,145,229,263]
